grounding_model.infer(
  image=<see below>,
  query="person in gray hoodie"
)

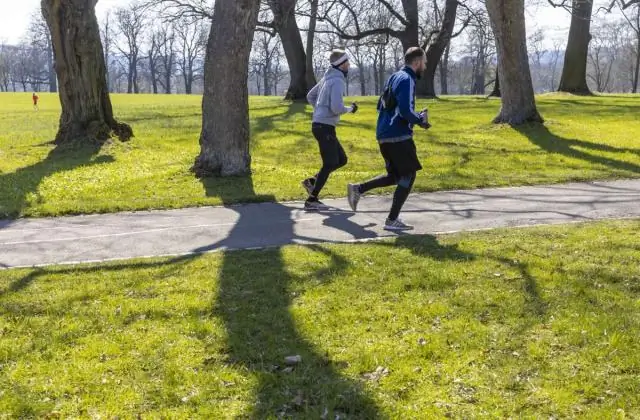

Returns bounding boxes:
[302,49,358,210]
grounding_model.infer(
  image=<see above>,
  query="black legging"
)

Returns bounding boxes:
[310,123,348,198]
[360,172,416,221]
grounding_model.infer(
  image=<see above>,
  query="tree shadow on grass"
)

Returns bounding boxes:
[381,234,476,262]
[196,175,382,417]
[251,101,376,144]
[515,124,640,174]
[378,233,549,322]
[0,141,113,219]
[125,112,202,123]
[252,101,310,135]
[0,175,383,417]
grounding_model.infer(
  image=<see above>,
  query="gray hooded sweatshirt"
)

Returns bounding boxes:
[307,67,353,127]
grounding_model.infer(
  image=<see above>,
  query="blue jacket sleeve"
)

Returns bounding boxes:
[395,78,423,125]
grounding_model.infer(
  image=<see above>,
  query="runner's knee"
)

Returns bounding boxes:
[324,156,347,172]
[397,174,415,189]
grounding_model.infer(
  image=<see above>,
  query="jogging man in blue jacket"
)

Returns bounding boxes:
[347,47,430,231]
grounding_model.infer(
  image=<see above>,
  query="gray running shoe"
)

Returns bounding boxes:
[304,199,330,211]
[383,218,414,231]
[347,183,361,212]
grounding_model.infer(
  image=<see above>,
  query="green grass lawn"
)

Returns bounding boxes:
[0,92,639,218]
[1,219,639,417]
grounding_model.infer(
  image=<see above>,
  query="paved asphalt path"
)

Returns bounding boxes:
[1,180,639,269]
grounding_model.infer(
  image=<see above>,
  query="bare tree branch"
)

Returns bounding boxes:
[141,0,213,22]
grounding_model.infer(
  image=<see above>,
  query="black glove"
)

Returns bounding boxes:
[351,102,359,114]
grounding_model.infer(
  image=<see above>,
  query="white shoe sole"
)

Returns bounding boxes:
[383,225,414,232]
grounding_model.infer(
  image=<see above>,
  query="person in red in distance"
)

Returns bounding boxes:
[32,92,40,111]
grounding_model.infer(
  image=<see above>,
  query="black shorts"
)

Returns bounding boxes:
[379,139,422,178]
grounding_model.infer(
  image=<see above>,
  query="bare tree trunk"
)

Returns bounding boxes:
[150,61,158,94]
[634,32,640,93]
[133,64,139,93]
[127,63,133,93]
[377,53,386,94]
[400,0,420,51]
[270,0,314,100]
[550,50,560,91]
[486,0,543,124]
[558,0,593,94]
[489,68,501,97]
[373,57,380,95]
[149,52,158,94]
[46,37,57,92]
[182,61,194,95]
[255,72,262,95]
[472,46,487,95]
[419,0,458,97]
[41,0,132,145]
[193,0,260,177]
[473,70,485,95]
[440,44,450,95]
[161,39,174,94]
[305,0,318,89]
[264,66,271,96]
[164,62,172,93]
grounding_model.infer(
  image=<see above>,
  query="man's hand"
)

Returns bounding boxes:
[418,108,430,129]
[351,102,359,114]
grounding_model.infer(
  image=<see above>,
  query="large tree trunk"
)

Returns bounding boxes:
[400,0,420,51]
[193,0,259,177]
[419,0,458,97]
[485,0,543,124]
[270,0,314,100]
[558,0,593,94]
[41,0,132,145]
[305,0,318,88]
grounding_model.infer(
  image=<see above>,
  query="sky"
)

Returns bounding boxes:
[0,0,130,44]
[0,0,588,48]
